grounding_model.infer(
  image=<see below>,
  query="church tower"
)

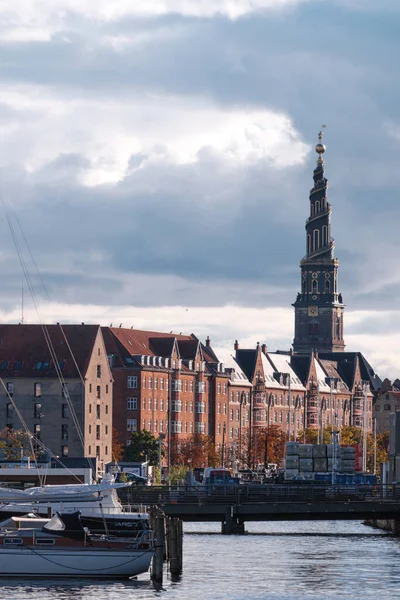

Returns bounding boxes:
[292,131,345,354]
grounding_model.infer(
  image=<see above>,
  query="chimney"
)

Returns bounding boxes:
[234,340,239,351]
[261,344,267,356]
[206,335,211,347]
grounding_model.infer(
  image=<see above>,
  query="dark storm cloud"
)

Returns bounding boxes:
[1,1,400,311]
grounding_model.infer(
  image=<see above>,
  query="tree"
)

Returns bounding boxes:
[124,430,163,466]
[111,428,124,463]
[170,435,218,468]
[0,428,33,460]
[239,426,286,469]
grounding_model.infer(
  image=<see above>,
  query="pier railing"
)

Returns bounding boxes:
[121,483,400,508]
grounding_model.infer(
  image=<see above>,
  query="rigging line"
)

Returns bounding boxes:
[6,202,96,478]
[3,211,89,475]
[58,323,86,386]
[12,208,50,301]
[0,378,42,484]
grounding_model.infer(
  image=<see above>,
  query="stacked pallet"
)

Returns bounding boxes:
[284,442,356,480]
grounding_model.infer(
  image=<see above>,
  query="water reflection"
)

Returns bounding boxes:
[0,522,398,600]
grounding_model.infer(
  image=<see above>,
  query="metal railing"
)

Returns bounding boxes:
[121,484,400,508]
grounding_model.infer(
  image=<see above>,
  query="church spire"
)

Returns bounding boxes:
[292,128,345,354]
[305,129,334,261]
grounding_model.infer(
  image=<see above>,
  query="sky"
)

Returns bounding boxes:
[0,0,400,378]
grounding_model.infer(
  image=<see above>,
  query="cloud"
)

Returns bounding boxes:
[0,0,310,42]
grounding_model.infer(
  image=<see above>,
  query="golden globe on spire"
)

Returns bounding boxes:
[315,125,326,163]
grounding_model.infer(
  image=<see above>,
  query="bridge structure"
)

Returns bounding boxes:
[123,484,400,534]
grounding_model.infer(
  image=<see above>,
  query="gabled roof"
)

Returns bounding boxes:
[318,352,382,392]
[318,359,350,393]
[0,324,100,378]
[267,353,305,391]
[177,339,202,361]
[235,349,258,382]
[105,328,192,360]
[207,347,251,387]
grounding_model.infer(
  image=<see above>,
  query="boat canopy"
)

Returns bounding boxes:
[42,511,86,540]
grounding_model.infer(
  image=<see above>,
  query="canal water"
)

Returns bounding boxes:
[0,521,399,600]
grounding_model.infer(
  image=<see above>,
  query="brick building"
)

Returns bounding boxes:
[0,324,113,470]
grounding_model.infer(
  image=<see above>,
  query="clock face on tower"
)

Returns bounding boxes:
[308,306,318,317]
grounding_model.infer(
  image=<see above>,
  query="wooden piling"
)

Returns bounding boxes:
[151,512,166,585]
[167,517,183,578]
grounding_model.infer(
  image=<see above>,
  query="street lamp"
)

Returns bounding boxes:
[221,422,227,467]
[284,373,291,441]
[264,394,275,468]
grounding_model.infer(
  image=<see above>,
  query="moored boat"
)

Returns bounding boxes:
[0,511,154,579]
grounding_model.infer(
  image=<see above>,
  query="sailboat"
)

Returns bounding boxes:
[0,511,153,578]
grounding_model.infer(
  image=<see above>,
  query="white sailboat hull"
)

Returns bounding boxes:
[0,547,153,578]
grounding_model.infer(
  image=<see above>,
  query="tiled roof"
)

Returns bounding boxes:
[107,328,192,359]
[0,324,100,378]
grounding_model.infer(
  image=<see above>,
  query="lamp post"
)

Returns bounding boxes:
[265,395,275,468]
[222,422,226,467]
[362,382,369,472]
[284,373,291,441]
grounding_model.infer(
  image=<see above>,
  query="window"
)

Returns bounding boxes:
[105,425,108,435]
[312,279,318,293]
[128,376,138,389]
[14,361,22,370]
[160,378,164,390]
[62,404,68,418]
[34,403,41,419]
[105,404,108,415]
[105,446,108,455]
[154,398,158,411]
[96,386,101,399]
[6,403,13,419]
[34,424,41,439]
[195,381,206,394]
[194,422,206,434]
[172,400,182,412]
[218,423,221,435]
[190,381,193,393]
[195,401,206,414]
[218,383,221,395]
[384,404,391,411]
[97,365,101,378]
[171,421,182,433]
[160,399,164,412]
[223,404,227,415]
[61,424,68,440]
[106,384,108,394]
[143,398,146,410]
[34,383,41,398]
[154,378,158,390]
[154,420,158,432]
[127,397,137,410]
[375,405,380,412]
[148,398,152,410]
[6,382,14,396]
[148,419,152,431]
[223,384,227,395]
[185,380,188,392]
[89,425,91,434]
[96,425,101,440]
[143,376,146,389]
[148,377,152,389]
[96,446,100,457]
[308,323,319,335]
[230,427,233,439]
[127,419,137,432]
[0,361,7,370]
[89,403,92,414]
[89,383,92,393]
[218,403,221,414]
[172,380,182,392]
[96,404,101,419]
[160,420,163,432]
[190,401,193,413]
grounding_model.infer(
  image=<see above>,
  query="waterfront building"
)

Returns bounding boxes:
[0,324,113,470]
